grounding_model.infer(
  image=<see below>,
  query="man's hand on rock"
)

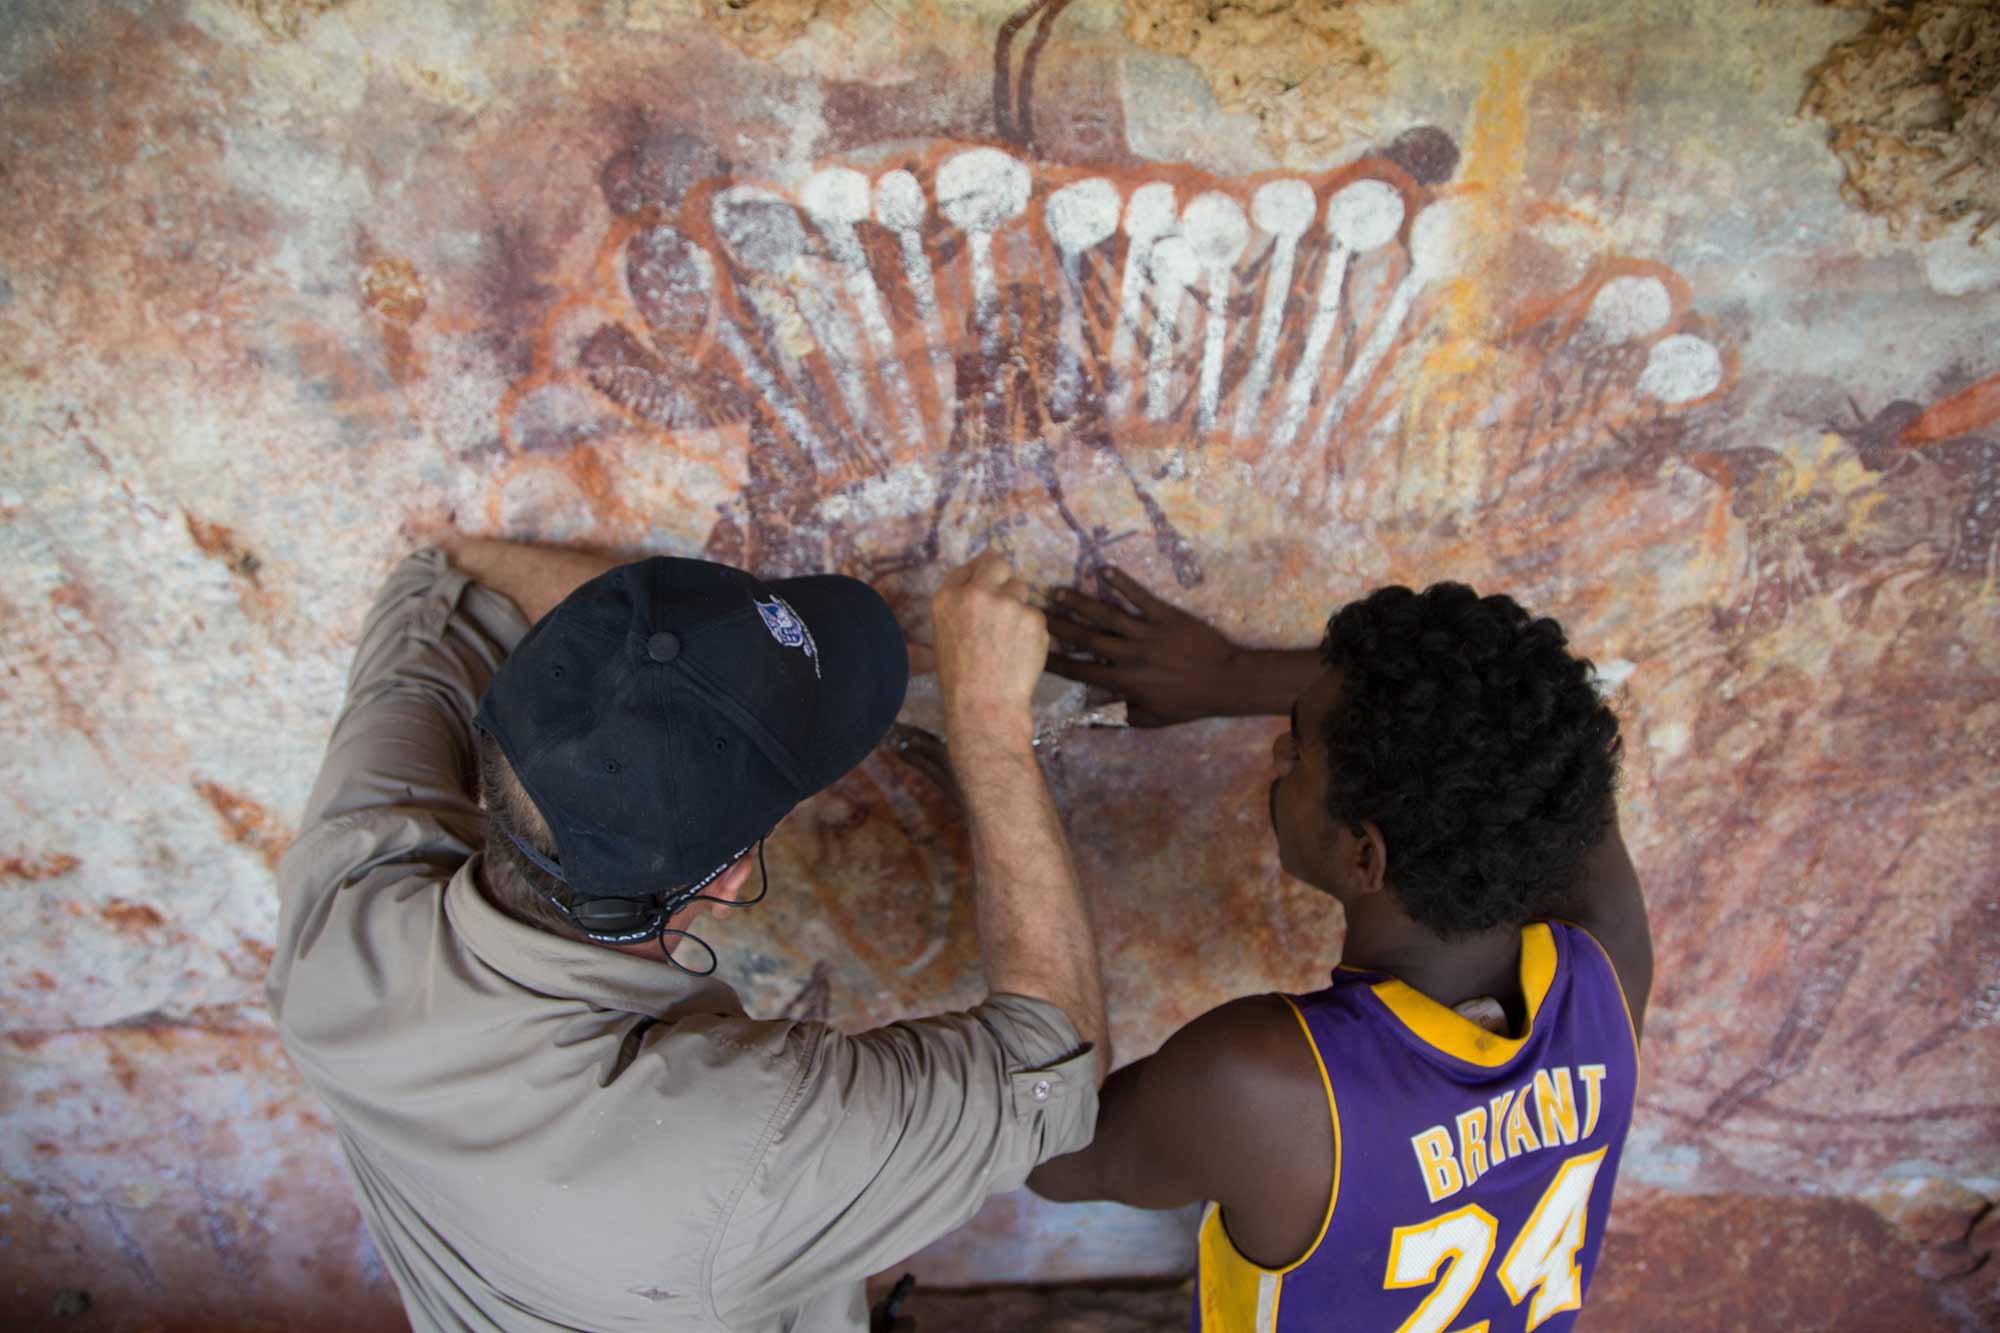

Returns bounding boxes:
[931,552,1047,754]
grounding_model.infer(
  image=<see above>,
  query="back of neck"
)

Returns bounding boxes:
[1341,913,1525,1018]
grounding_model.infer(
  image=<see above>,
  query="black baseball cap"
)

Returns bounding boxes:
[475,556,908,919]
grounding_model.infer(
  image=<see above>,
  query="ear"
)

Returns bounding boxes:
[664,855,758,935]
[706,855,759,906]
[1348,820,1389,897]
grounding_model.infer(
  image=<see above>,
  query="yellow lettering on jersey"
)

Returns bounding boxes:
[1455,1107,1490,1188]
[1579,1064,1608,1139]
[1487,1089,1517,1166]
[1504,1084,1542,1158]
[1412,1126,1464,1203]
[1533,1067,1579,1147]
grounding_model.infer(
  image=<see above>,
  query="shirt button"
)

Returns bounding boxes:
[1032,1079,1052,1102]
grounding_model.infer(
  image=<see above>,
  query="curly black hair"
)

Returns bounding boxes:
[1319,583,1621,937]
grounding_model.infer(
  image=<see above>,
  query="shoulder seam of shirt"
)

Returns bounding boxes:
[282,804,478,895]
[699,1022,814,1327]
[289,802,482,853]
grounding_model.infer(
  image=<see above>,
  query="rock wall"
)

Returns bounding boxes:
[1,0,1995,1325]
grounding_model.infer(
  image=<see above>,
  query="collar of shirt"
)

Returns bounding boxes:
[443,858,749,1020]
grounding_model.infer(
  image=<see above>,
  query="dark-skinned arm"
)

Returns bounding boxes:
[1563,816,1652,1041]
[1029,995,1335,1269]
[1043,567,1320,726]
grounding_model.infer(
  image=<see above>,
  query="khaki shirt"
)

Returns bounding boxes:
[267,550,1097,1332]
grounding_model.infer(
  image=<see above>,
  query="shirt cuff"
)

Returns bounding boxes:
[974,992,1100,1163]
[403,546,535,657]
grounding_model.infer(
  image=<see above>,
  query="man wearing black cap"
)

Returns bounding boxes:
[267,538,1107,1332]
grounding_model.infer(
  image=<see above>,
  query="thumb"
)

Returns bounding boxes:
[965,551,1014,588]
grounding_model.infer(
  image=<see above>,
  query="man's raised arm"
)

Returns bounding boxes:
[1564,815,1653,1039]
[708,554,1111,1319]
[435,535,618,625]
[934,553,1110,1076]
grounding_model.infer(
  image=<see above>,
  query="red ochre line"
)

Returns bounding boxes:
[1901,370,2000,447]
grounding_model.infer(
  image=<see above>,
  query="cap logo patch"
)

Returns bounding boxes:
[754,596,821,677]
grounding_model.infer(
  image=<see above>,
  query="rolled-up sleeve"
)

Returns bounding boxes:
[297,548,532,836]
[708,993,1097,1324]
[270,550,533,1019]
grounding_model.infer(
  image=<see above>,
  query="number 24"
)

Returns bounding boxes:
[1383,1147,1607,1333]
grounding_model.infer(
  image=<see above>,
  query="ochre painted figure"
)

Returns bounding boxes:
[1032,569,1651,1333]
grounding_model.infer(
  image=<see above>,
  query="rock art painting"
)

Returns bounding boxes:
[495,131,1732,623]
[0,0,1996,1325]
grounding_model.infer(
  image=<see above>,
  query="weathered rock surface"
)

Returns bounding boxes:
[1,0,1995,1323]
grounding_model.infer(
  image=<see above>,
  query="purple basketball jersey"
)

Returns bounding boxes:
[1195,922,1639,1332]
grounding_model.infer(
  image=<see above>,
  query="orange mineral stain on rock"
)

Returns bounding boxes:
[182,511,264,584]
[228,934,277,983]
[361,254,428,386]
[49,583,92,617]
[104,1044,141,1097]
[192,780,292,874]
[361,256,427,325]
[1,853,81,882]
[98,899,166,935]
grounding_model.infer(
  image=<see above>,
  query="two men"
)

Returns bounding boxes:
[274,537,1646,1331]
[269,540,1102,1331]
